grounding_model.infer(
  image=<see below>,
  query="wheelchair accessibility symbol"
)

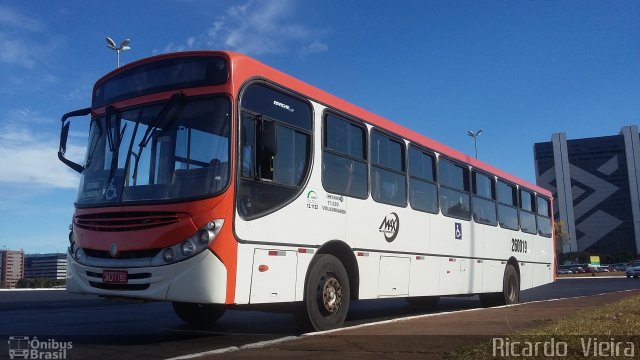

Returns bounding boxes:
[455,223,462,240]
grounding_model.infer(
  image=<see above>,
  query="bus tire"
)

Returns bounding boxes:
[298,254,350,331]
[406,296,440,307]
[479,265,519,307]
[172,302,225,326]
[502,264,520,305]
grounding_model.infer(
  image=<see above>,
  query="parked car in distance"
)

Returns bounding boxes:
[614,263,628,272]
[557,268,573,275]
[594,266,609,273]
[626,263,640,278]
[571,267,585,273]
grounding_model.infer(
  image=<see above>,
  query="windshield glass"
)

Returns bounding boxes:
[77,96,230,205]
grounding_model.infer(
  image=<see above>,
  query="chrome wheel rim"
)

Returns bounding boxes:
[319,276,342,315]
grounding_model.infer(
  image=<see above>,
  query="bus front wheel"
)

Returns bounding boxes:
[298,254,351,331]
[172,302,226,326]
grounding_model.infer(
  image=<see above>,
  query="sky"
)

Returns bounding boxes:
[0,0,638,254]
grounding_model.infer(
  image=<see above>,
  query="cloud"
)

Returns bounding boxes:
[0,4,42,32]
[302,40,329,55]
[0,110,82,189]
[154,0,328,57]
[0,5,60,70]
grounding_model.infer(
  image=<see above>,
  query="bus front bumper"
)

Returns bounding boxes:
[66,250,228,304]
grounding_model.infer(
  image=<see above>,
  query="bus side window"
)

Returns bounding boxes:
[322,114,368,198]
[438,158,471,220]
[408,146,438,213]
[497,180,519,230]
[370,130,407,207]
[519,189,537,234]
[238,83,313,219]
[536,195,552,237]
[471,171,497,225]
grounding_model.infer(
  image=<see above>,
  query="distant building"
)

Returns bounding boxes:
[534,126,640,259]
[24,253,67,280]
[0,250,25,288]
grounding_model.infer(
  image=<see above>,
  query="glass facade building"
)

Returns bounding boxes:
[534,126,640,259]
[24,253,67,280]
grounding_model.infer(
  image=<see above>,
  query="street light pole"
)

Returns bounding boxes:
[467,129,483,159]
[106,37,131,68]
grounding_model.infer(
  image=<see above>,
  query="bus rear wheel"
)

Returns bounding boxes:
[298,254,350,331]
[172,302,226,326]
[479,264,519,307]
[502,264,520,304]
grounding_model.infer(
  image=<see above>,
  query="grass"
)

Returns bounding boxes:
[448,294,640,359]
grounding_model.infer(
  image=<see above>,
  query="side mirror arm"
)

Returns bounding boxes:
[58,107,91,173]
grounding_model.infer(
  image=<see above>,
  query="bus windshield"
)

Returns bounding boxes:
[76,95,230,205]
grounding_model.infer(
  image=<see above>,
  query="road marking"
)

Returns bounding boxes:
[0,288,66,291]
[163,336,298,360]
[557,276,627,279]
[169,329,280,336]
[163,288,640,359]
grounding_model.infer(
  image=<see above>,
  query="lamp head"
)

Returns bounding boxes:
[120,39,131,51]
[105,37,117,50]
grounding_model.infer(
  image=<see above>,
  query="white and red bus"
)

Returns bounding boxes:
[58,51,555,331]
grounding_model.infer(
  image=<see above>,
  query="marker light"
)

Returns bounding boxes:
[198,230,211,245]
[150,219,224,266]
[181,240,195,256]
[163,248,174,262]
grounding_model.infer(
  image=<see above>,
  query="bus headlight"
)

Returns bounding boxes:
[72,247,86,264]
[151,219,224,266]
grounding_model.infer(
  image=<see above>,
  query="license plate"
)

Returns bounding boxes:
[102,270,128,284]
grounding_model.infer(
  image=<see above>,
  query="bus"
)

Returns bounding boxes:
[58,51,555,331]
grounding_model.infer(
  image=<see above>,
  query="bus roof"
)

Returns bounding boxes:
[96,50,552,198]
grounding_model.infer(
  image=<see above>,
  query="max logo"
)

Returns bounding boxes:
[379,212,400,242]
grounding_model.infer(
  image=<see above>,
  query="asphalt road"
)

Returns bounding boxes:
[1,277,639,360]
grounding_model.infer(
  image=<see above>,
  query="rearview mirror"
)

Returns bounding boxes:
[58,107,91,173]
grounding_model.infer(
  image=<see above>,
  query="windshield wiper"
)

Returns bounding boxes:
[105,106,117,152]
[138,92,185,149]
[127,92,186,188]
